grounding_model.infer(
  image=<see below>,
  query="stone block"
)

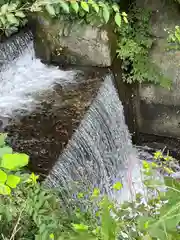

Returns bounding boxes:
[33,14,117,67]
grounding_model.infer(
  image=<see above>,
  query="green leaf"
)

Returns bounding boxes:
[149,227,167,240]
[101,196,116,239]
[1,4,9,15]
[1,153,29,170]
[91,2,99,13]
[92,188,100,197]
[112,3,119,13]
[0,183,11,195]
[122,12,127,17]
[6,13,19,25]
[15,11,26,18]
[0,133,7,147]
[7,3,18,12]
[113,181,122,190]
[102,5,110,23]
[123,16,128,24]
[0,16,6,26]
[45,4,56,16]
[6,175,21,188]
[0,146,13,158]
[59,1,70,13]
[114,13,121,27]
[0,169,7,184]
[49,233,54,239]
[80,1,89,12]
[137,216,155,231]
[72,223,89,231]
[71,2,79,13]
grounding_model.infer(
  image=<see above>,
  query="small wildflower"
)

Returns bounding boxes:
[142,160,150,169]
[113,182,123,191]
[92,188,100,197]
[77,192,84,199]
[26,173,39,185]
[154,151,163,160]
[49,233,54,239]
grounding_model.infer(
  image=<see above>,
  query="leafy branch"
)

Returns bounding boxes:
[0,0,128,34]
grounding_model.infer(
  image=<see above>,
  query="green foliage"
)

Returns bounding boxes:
[168,25,180,50]
[0,0,127,35]
[0,135,180,240]
[0,1,169,87]
[116,7,171,87]
[0,1,27,36]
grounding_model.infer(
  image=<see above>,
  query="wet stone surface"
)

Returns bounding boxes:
[3,67,108,178]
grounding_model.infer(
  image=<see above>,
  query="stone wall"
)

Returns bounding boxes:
[135,0,180,139]
[32,14,117,67]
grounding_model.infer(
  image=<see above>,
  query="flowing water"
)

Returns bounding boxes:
[0,30,144,202]
[0,31,75,118]
[45,75,143,202]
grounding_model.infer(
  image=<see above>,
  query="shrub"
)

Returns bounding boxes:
[0,132,180,239]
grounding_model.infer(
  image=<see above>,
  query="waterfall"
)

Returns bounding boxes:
[45,75,143,203]
[0,31,75,118]
[0,31,144,203]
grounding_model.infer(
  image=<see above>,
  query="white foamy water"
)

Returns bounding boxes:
[0,33,76,118]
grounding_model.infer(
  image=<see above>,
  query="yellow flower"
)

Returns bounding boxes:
[26,173,39,185]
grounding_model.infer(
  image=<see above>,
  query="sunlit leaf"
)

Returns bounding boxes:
[49,233,54,239]
[114,13,121,27]
[164,167,174,174]
[0,16,6,26]
[80,1,89,12]
[122,12,127,17]
[6,13,19,25]
[6,175,21,188]
[102,5,110,23]
[1,153,29,170]
[91,2,99,13]
[45,4,56,16]
[154,151,163,159]
[123,16,128,24]
[59,1,70,13]
[1,4,9,15]
[15,11,26,18]
[112,3,119,13]
[72,223,89,231]
[71,1,79,13]
[0,133,7,147]
[0,183,11,195]
[0,169,7,184]
[8,3,18,11]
